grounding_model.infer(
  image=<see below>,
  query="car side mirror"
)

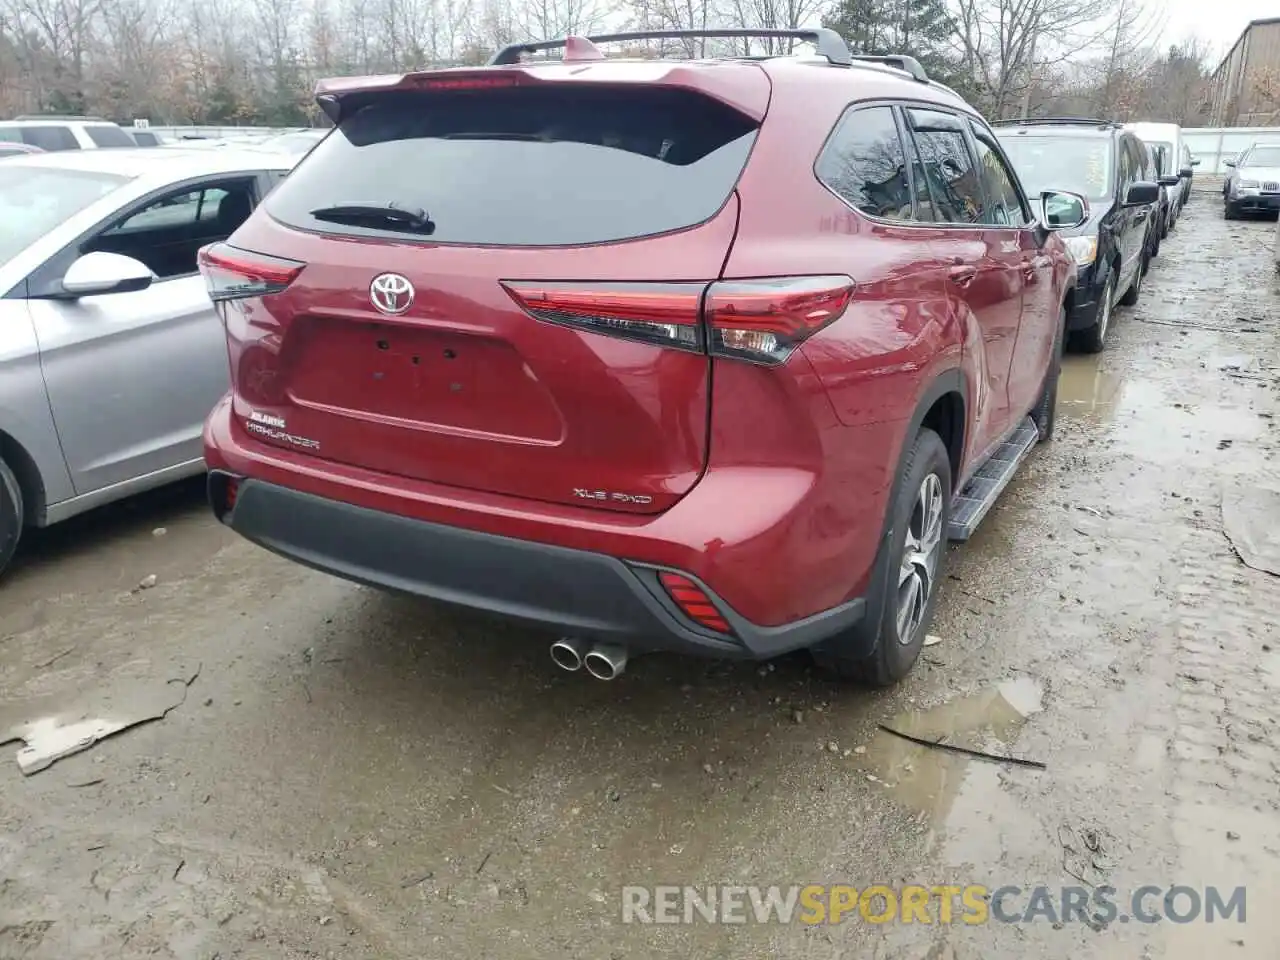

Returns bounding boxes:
[1038,190,1089,232]
[58,252,154,299]
[1191,158,1201,167]
[1157,175,1181,188]
[1225,159,1237,168]
[1125,181,1161,206]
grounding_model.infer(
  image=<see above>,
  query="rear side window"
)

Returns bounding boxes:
[131,131,159,146]
[816,106,919,222]
[906,109,984,224]
[86,125,135,148]
[20,126,78,151]
[266,86,759,246]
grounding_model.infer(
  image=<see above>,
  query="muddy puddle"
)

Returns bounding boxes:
[858,676,1044,825]
[1058,359,1126,422]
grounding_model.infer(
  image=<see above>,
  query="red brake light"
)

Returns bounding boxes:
[502,282,704,352]
[403,74,524,91]
[659,571,732,634]
[502,275,854,366]
[705,275,855,365]
[198,242,305,303]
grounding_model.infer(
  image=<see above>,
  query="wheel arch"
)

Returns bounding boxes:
[0,429,46,527]
[911,370,968,489]
[826,367,969,665]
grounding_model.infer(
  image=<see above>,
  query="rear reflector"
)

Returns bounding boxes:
[198,243,305,303]
[705,275,855,365]
[502,276,854,365]
[501,282,704,352]
[658,571,732,634]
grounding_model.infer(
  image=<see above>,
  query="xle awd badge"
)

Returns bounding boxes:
[574,488,654,505]
[370,273,414,315]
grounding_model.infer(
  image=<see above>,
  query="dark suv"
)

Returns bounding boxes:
[199,29,1086,687]
[995,119,1160,354]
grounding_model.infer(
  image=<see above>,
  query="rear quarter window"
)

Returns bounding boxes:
[86,125,135,148]
[265,86,760,246]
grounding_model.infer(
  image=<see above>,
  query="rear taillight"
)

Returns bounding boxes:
[198,242,305,303]
[501,282,704,353]
[658,571,732,634]
[502,276,854,366]
[705,276,855,365]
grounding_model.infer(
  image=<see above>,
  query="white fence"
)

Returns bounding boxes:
[1183,127,1280,174]
[145,125,324,140]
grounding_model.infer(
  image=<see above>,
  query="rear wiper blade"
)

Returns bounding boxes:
[309,201,435,234]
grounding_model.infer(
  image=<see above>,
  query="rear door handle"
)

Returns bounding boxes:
[948,264,977,288]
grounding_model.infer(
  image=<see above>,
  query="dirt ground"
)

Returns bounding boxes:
[1,187,1278,960]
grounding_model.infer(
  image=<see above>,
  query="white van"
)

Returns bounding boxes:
[0,116,136,152]
[1126,122,1188,229]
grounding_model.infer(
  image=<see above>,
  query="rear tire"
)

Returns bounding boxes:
[812,428,951,687]
[1031,308,1065,442]
[1225,200,1239,220]
[1074,271,1115,354]
[0,457,23,578]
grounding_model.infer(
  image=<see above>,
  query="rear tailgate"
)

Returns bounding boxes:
[218,65,770,514]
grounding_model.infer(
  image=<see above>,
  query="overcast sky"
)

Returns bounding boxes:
[1162,0,1274,63]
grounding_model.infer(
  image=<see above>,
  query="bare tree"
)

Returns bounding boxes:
[947,0,1112,117]
[1092,0,1159,118]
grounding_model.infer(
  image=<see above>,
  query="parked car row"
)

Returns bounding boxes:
[993,117,1191,353]
[0,30,1191,691]
[0,115,328,155]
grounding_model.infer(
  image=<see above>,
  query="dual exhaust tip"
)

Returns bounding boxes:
[550,638,627,681]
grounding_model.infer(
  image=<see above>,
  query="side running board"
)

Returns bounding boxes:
[947,416,1039,542]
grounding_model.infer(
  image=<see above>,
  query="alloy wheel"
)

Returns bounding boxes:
[1098,281,1114,343]
[896,473,944,644]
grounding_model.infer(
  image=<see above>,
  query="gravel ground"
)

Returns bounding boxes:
[0,187,1277,960]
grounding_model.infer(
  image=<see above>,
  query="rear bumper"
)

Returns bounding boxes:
[211,471,865,659]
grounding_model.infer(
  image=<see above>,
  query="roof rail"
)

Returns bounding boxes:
[991,117,1119,128]
[489,28,855,67]
[849,54,930,83]
[12,114,107,122]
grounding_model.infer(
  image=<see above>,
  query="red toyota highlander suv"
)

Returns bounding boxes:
[200,29,1086,686]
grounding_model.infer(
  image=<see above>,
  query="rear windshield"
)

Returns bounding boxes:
[265,85,759,246]
[997,134,1112,201]
[86,125,135,148]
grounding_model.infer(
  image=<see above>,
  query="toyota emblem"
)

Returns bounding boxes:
[369,273,414,315]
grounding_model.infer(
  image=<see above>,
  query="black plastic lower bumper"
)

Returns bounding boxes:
[212,473,866,660]
[1066,265,1103,332]
[1234,194,1280,211]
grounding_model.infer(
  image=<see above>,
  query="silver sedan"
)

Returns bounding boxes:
[1224,142,1280,218]
[0,147,296,575]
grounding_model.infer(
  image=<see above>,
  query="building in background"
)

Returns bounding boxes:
[1208,17,1280,127]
